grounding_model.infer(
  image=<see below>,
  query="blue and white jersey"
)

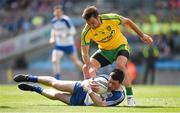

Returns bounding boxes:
[51,15,76,46]
[101,90,125,106]
[84,88,125,106]
[84,74,125,106]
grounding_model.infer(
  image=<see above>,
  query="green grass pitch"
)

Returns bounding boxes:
[0,85,180,113]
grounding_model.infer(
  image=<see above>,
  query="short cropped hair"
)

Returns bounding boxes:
[82,6,99,20]
[53,5,63,11]
[110,69,125,83]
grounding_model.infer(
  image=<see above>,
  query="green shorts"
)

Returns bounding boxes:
[92,44,130,65]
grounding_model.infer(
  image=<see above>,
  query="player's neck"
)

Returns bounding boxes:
[92,17,102,29]
[97,17,102,27]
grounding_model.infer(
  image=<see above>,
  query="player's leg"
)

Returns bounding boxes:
[44,82,88,106]
[18,83,71,104]
[52,49,64,80]
[69,53,83,69]
[14,74,76,93]
[69,53,83,80]
[36,77,76,93]
[42,89,71,104]
[68,46,83,70]
[116,50,135,106]
[51,80,76,93]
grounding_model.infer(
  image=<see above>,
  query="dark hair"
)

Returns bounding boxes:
[82,6,99,20]
[110,69,124,83]
[53,5,63,11]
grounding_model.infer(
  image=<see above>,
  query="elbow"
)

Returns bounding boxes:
[81,47,88,55]
[81,50,85,56]
[123,17,132,26]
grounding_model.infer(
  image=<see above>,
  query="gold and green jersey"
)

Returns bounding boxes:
[81,13,128,50]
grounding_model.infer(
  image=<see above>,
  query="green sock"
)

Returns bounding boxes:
[126,87,133,96]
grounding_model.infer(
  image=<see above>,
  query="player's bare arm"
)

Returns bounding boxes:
[81,45,91,66]
[82,80,107,106]
[89,92,107,106]
[122,17,153,45]
[81,45,98,79]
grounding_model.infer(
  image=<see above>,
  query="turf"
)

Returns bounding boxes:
[0,85,180,113]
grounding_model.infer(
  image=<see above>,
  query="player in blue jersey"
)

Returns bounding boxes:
[14,69,125,106]
[49,5,82,80]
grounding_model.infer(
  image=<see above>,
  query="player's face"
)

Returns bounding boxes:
[86,17,101,29]
[107,76,120,91]
[54,9,63,19]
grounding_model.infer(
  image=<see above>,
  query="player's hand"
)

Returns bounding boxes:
[90,78,100,93]
[140,34,153,45]
[81,79,91,92]
[89,67,97,78]
[83,64,97,79]
[49,38,55,44]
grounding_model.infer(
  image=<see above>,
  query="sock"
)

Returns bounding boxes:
[33,85,43,94]
[126,87,133,96]
[28,75,38,82]
[55,73,61,80]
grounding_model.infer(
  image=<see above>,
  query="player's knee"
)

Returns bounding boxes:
[46,77,56,85]
[52,60,60,66]
[54,93,62,100]
[52,81,57,87]
[51,81,61,88]
[52,59,56,64]
[49,76,56,81]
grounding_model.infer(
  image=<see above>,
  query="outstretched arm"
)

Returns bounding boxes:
[81,45,97,79]
[122,17,153,44]
[81,45,92,79]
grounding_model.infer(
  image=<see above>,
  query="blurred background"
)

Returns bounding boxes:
[0,0,179,85]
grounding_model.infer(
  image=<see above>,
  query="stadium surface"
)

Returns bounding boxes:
[0,85,180,113]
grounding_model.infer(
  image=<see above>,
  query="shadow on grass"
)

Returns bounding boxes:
[119,105,180,108]
[92,105,180,108]
[36,104,67,106]
[0,106,14,109]
[31,104,180,108]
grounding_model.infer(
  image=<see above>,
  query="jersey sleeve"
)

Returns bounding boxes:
[67,18,77,35]
[111,13,122,25]
[101,13,123,25]
[81,25,92,46]
[105,91,125,106]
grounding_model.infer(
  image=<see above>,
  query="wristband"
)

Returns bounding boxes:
[87,89,93,94]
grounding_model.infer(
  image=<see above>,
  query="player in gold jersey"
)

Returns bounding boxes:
[81,6,153,106]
